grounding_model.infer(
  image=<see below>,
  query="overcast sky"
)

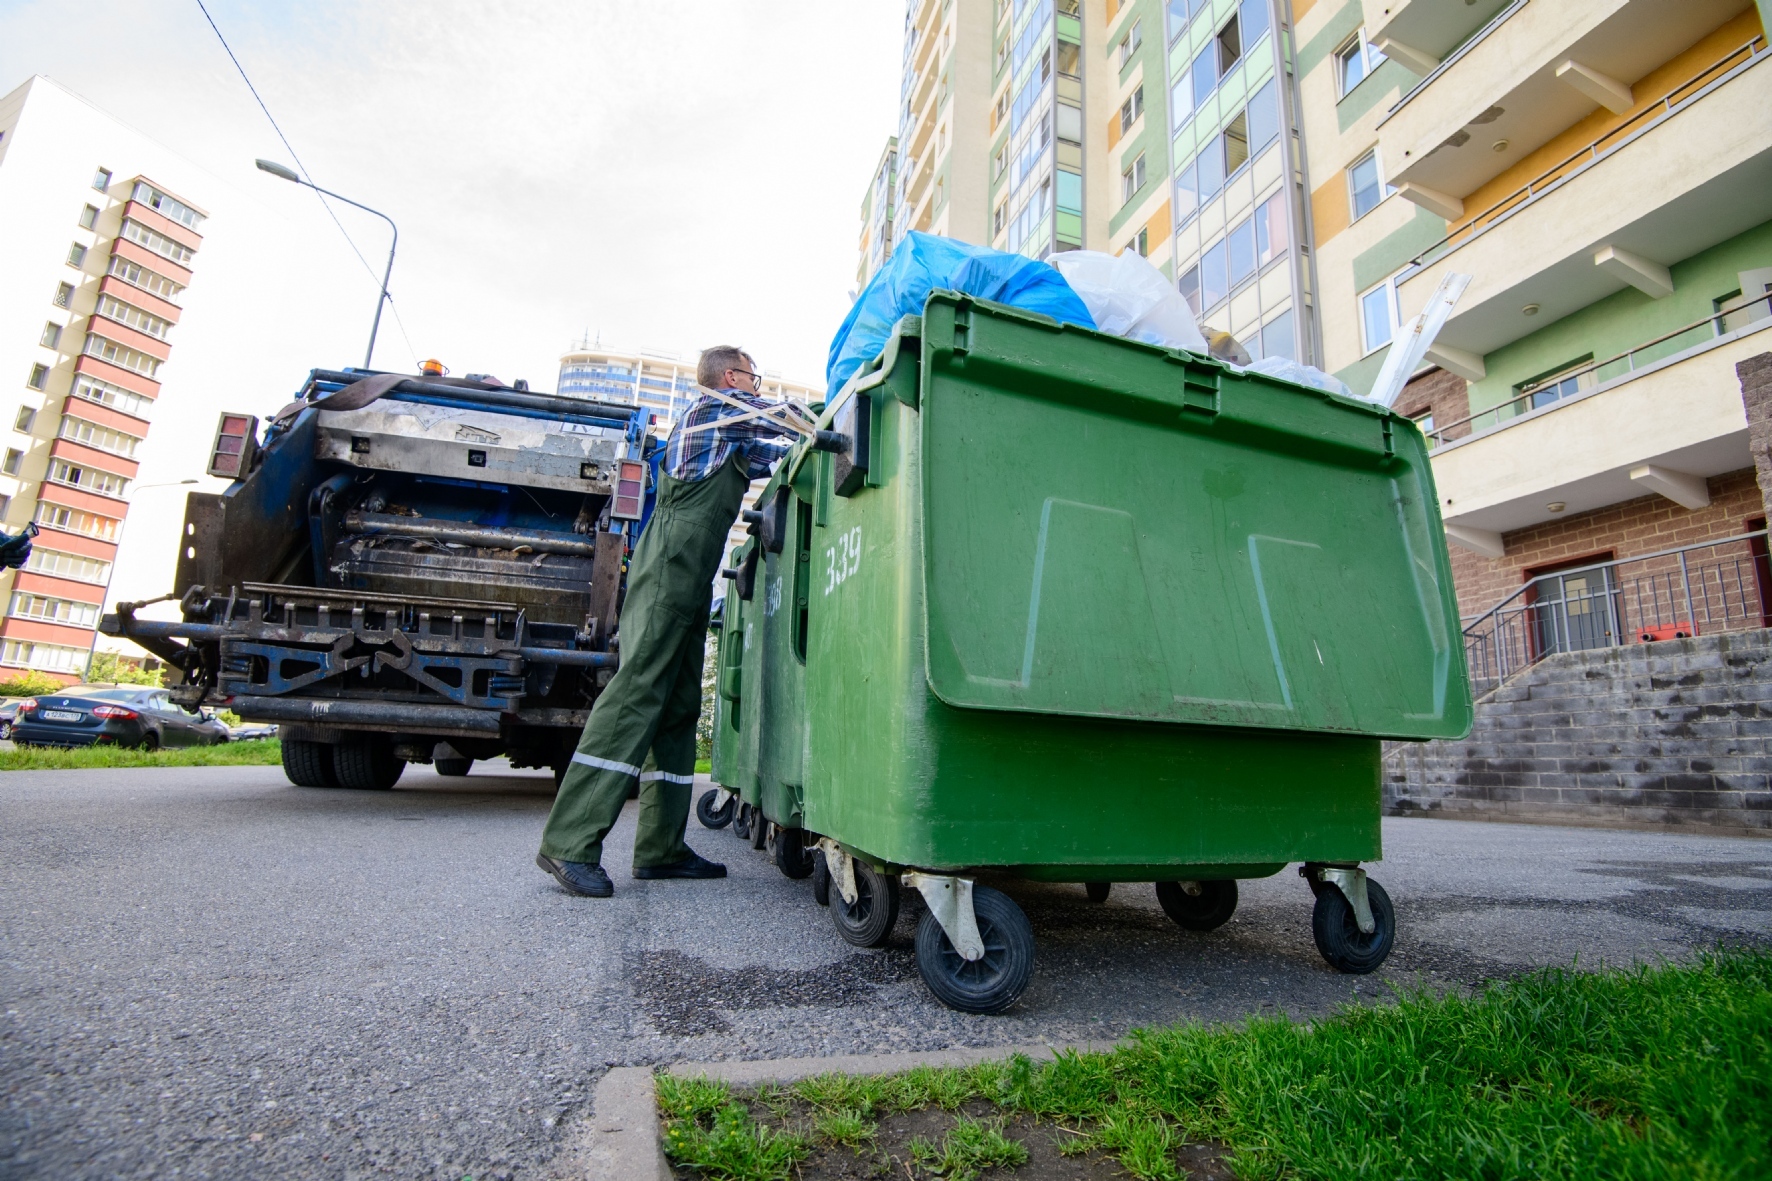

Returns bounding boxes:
[0,0,902,612]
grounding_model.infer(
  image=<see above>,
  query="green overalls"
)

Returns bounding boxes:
[539,453,751,869]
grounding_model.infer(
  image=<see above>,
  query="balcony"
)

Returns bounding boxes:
[1367,0,1520,78]
[1427,303,1771,549]
[1396,35,1771,366]
[1380,0,1750,201]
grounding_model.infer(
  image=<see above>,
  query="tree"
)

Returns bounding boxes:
[85,651,164,686]
[0,670,66,697]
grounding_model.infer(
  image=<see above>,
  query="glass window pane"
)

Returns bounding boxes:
[1349,153,1380,218]
[1201,240,1229,308]
[1227,216,1256,284]
[1256,192,1287,264]
[1174,163,1198,224]
[1196,134,1225,198]
[1217,14,1242,74]
[1245,78,1278,153]
[1223,112,1250,176]
[1192,44,1216,107]
[1239,0,1270,49]
[1362,285,1393,351]
[1179,265,1202,315]
[1261,308,1295,361]
[1056,169,1082,214]
[1171,71,1194,129]
[1167,0,1190,42]
[1339,41,1367,93]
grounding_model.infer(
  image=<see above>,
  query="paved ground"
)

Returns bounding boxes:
[2,764,1768,1180]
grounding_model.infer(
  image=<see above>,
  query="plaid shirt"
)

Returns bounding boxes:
[663,389,807,482]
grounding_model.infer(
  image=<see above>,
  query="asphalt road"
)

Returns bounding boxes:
[2,764,1768,1180]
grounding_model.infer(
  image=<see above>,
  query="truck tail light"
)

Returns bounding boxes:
[611,459,646,521]
[207,413,259,479]
[91,705,138,720]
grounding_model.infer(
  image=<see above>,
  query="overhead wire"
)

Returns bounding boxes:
[193,0,420,366]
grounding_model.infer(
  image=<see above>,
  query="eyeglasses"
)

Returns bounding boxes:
[729,369,761,385]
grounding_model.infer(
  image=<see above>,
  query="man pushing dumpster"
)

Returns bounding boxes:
[536,346,814,898]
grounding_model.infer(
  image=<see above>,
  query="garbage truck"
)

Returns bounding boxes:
[101,367,656,788]
[701,293,1473,1013]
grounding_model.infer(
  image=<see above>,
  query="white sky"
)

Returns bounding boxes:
[0,0,902,616]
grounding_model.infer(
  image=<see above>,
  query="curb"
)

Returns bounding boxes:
[589,1041,1123,1178]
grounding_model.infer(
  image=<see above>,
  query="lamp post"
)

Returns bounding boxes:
[255,159,398,371]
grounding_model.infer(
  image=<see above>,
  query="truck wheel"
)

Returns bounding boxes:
[333,736,405,790]
[1312,878,1395,974]
[1085,882,1111,904]
[282,738,338,788]
[772,825,815,880]
[696,789,736,829]
[1155,879,1238,931]
[915,885,1034,1015]
[812,851,831,906]
[434,756,473,777]
[831,861,899,948]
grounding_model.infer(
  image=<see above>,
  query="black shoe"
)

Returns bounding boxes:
[632,851,727,880]
[536,853,613,897]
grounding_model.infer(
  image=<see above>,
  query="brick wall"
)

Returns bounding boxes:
[1447,468,1766,621]
[1385,630,1772,834]
[1395,366,1470,439]
[1740,351,1772,522]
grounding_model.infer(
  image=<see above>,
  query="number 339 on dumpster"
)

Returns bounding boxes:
[824,527,861,595]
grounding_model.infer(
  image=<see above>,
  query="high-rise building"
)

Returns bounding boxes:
[0,76,209,681]
[858,138,899,288]
[557,341,820,435]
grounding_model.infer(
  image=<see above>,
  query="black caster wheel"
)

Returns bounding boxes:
[434,756,473,777]
[752,814,769,851]
[914,885,1034,1015]
[732,803,752,841]
[1312,878,1395,974]
[831,859,899,948]
[772,825,815,879]
[696,789,736,830]
[812,850,831,906]
[1084,882,1111,904]
[1154,879,1238,931]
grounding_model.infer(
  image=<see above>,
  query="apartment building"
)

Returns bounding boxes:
[557,341,819,435]
[858,139,899,288]
[0,77,208,681]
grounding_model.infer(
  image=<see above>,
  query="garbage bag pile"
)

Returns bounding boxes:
[827,232,1349,399]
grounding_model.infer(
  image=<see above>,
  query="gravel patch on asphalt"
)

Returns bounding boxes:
[1,764,1766,1179]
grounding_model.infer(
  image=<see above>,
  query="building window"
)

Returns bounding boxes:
[81,333,162,379]
[47,457,130,499]
[72,374,154,418]
[1222,111,1250,176]
[106,254,185,302]
[24,546,113,584]
[96,294,173,341]
[1217,11,1243,75]
[9,593,102,630]
[130,181,205,230]
[92,168,112,191]
[14,407,35,433]
[35,502,123,542]
[994,201,1008,235]
[1336,30,1386,97]
[54,282,74,309]
[0,494,9,519]
[1,639,90,673]
[1132,227,1149,257]
[1714,286,1772,335]
[1347,149,1391,220]
[2,449,21,476]
[1120,86,1144,132]
[59,416,142,459]
[1410,409,1436,436]
[1056,39,1080,77]
[27,365,49,391]
[79,204,99,230]
[39,323,62,349]
[1056,102,1082,142]
[119,218,196,267]
[1122,153,1146,205]
[66,243,87,268]
[1517,359,1594,411]
[1360,277,1399,354]
[993,145,1007,180]
[1119,19,1142,65]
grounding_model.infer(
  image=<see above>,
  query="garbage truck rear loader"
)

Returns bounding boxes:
[102,368,655,788]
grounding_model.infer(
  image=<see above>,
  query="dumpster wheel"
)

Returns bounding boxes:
[829,859,899,948]
[732,803,753,841]
[1310,872,1395,974]
[811,850,831,906]
[1084,882,1111,904]
[913,885,1034,1015]
[1154,879,1238,931]
[696,788,737,830]
[770,824,815,880]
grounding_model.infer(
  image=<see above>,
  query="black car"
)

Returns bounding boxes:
[11,685,229,749]
[0,698,24,740]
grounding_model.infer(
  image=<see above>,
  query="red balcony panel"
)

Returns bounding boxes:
[0,616,99,648]
[96,274,181,323]
[38,481,130,515]
[12,571,108,605]
[59,396,152,437]
[85,319,172,361]
[107,238,192,287]
[48,438,140,480]
[24,526,119,562]
[72,354,161,399]
[120,200,203,252]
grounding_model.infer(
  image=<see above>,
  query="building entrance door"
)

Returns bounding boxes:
[1526,556,1620,657]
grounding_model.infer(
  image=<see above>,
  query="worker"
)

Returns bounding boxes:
[536,346,810,897]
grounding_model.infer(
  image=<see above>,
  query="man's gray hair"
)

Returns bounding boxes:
[697,346,755,390]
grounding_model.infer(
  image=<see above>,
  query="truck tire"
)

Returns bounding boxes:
[333,735,405,790]
[282,738,338,788]
[434,756,473,777]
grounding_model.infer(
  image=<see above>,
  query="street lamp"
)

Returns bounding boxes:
[254,158,398,371]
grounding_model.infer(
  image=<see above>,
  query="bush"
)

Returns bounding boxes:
[85,651,163,686]
[0,670,67,698]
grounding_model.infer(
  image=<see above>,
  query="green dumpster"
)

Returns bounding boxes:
[704,292,1470,1012]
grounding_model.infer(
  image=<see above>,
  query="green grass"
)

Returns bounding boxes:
[695,757,712,774]
[0,738,283,770]
[657,950,1772,1180]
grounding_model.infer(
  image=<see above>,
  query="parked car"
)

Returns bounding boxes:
[231,722,279,742]
[11,685,229,749]
[0,698,24,741]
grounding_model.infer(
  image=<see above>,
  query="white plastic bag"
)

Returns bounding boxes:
[1243,355,1354,399]
[1049,250,1210,354]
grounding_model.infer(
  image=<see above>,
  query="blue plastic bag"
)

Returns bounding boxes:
[825,232,1095,394]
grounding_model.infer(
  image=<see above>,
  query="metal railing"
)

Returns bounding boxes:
[1379,0,1529,126]
[1463,532,1771,695]
[1425,291,1772,448]
[1404,35,1768,277]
